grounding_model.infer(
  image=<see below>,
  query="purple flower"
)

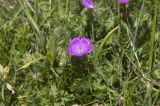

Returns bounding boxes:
[82,0,96,9]
[119,0,129,4]
[68,37,93,57]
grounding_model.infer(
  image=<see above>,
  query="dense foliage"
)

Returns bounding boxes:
[0,0,160,105]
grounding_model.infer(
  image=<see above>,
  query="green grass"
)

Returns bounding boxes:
[0,0,160,106]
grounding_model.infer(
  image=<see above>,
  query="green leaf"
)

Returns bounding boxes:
[46,33,56,66]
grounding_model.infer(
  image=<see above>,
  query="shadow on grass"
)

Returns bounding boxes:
[60,56,96,99]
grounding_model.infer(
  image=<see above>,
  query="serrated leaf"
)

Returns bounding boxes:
[0,64,10,79]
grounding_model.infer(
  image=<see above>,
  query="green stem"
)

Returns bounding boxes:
[118,0,121,37]
[148,0,158,71]
[65,0,69,14]
[93,26,119,63]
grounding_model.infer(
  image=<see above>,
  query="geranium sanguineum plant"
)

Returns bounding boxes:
[68,37,93,57]
[119,0,129,4]
[82,0,97,9]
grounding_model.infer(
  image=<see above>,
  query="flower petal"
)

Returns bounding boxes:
[119,0,129,4]
[82,0,94,9]
[68,37,93,57]
[81,37,93,54]
[68,38,85,56]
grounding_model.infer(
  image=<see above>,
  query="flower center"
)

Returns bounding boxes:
[78,45,83,53]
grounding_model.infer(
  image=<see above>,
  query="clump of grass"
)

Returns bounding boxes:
[0,0,160,105]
